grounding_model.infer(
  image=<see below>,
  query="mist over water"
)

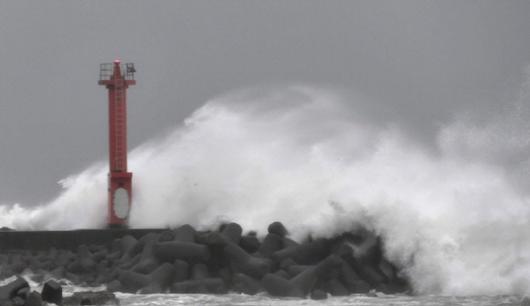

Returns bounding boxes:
[1,84,530,296]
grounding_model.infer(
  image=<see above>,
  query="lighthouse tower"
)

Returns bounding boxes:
[98,60,136,228]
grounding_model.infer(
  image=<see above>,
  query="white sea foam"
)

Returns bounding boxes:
[1,84,530,296]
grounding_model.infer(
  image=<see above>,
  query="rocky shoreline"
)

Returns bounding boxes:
[0,222,410,305]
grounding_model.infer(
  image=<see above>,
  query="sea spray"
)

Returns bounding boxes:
[0,164,107,230]
[1,85,530,295]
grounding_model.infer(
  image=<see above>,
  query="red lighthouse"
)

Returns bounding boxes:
[98,60,136,228]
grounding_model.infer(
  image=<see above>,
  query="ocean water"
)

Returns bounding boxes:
[115,293,523,306]
[4,274,525,306]
[2,84,530,298]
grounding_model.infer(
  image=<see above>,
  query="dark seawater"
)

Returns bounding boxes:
[116,293,522,306]
[52,280,523,306]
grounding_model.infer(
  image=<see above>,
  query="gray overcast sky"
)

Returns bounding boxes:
[1,1,530,205]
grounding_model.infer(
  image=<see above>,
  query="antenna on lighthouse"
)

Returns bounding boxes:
[98,60,136,228]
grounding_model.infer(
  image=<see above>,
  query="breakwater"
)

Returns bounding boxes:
[0,222,409,299]
[0,229,163,251]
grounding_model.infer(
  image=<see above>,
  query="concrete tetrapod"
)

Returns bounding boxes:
[0,276,29,302]
[262,255,342,297]
[41,279,63,305]
[118,262,176,293]
[67,245,96,274]
[172,224,196,243]
[232,273,264,295]
[272,239,331,265]
[171,278,227,294]
[131,233,160,274]
[224,242,272,279]
[153,241,210,263]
